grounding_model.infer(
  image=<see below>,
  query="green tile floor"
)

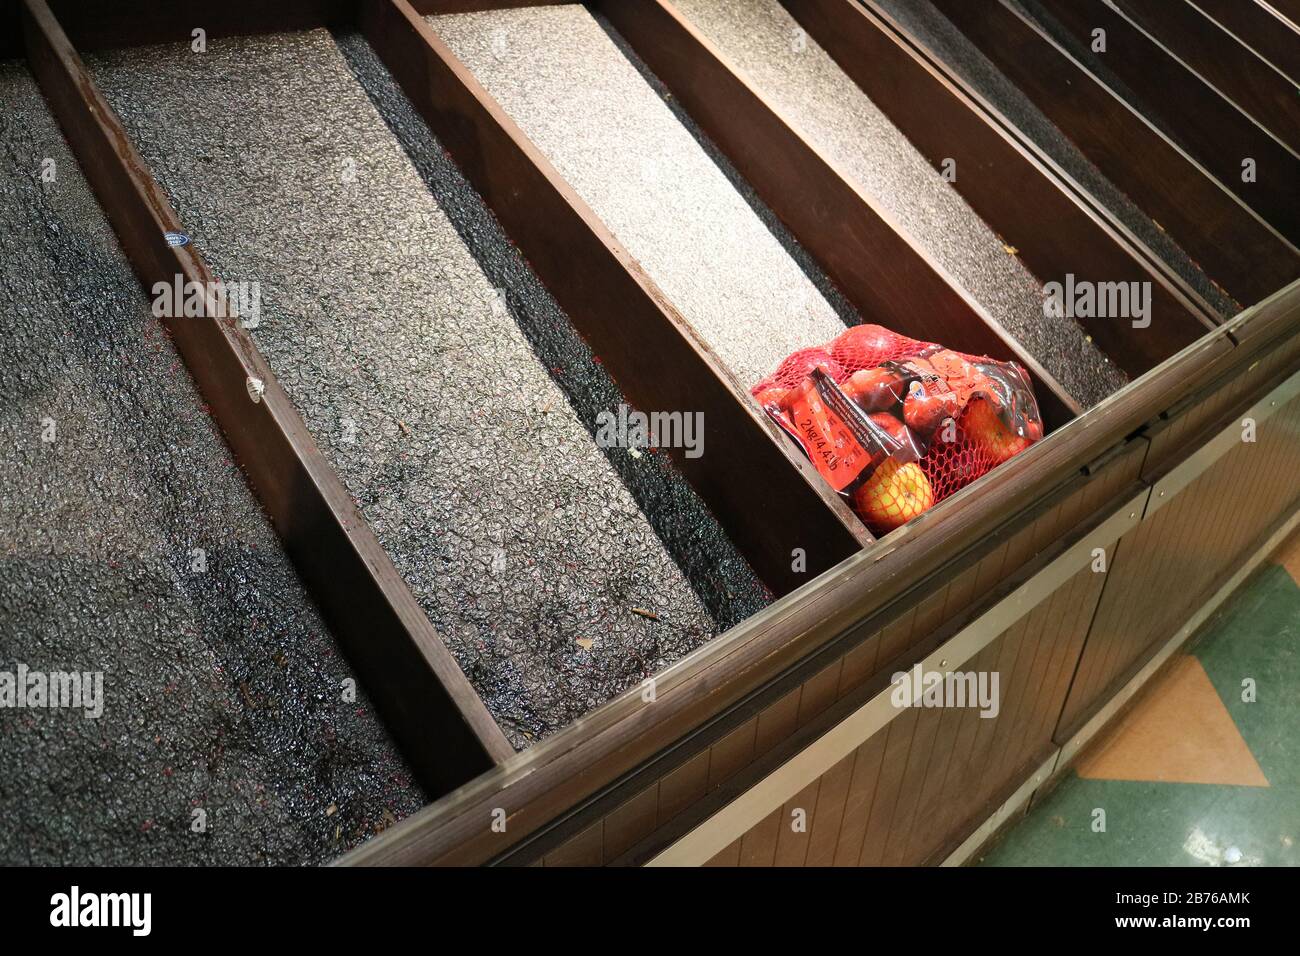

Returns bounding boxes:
[979,550,1300,867]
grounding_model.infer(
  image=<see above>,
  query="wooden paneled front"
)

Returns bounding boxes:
[1141,332,1300,477]
[690,360,1300,869]
[1056,381,1300,739]
[532,438,1149,866]
[699,456,1144,867]
[534,347,1300,866]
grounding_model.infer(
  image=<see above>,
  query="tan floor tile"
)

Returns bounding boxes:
[1077,655,1268,787]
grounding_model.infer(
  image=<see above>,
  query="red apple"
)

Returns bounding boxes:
[775,347,844,386]
[903,380,959,437]
[868,412,908,446]
[832,324,925,366]
[842,366,905,413]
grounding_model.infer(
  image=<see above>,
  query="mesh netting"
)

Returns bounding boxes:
[752,325,1041,534]
[753,324,933,396]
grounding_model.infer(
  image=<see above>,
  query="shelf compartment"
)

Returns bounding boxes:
[931,0,1300,308]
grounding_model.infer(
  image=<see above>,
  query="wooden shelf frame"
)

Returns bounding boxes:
[340,281,1293,867]
[359,0,873,593]
[596,0,1081,423]
[19,0,517,799]
[931,0,1300,308]
[15,0,875,803]
[17,0,1299,865]
[778,0,1224,375]
[1034,0,1300,239]
[1116,0,1300,145]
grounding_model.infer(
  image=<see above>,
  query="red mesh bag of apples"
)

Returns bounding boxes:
[752,324,1043,535]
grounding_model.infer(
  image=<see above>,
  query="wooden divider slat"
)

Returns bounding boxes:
[878,698,946,865]
[361,0,870,596]
[931,0,1300,308]
[1,0,20,57]
[835,629,884,700]
[796,659,845,728]
[599,0,1080,425]
[1190,0,1300,83]
[754,688,805,756]
[979,617,1054,798]
[876,606,922,666]
[918,642,1005,855]
[976,586,1060,781]
[46,0,355,50]
[41,0,573,52]
[940,559,985,623]
[781,0,1220,370]
[947,623,1027,813]
[1036,0,1300,242]
[1116,0,1300,149]
[656,749,711,827]
[898,683,968,860]
[932,638,1027,858]
[913,586,954,643]
[970,620,1033,775]
[832,737,885,865]
[707,717,759,791]
[19,0,514,796]
[1268,0,1300,27]
[1025,572,1105,749]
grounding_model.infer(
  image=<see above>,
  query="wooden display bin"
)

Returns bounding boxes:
[12,0,1298,865]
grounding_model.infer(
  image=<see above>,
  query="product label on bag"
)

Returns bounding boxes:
[777,370,896,492]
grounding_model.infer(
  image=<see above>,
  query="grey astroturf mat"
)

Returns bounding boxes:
[0,60,424,865]
[87,29,769,750]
